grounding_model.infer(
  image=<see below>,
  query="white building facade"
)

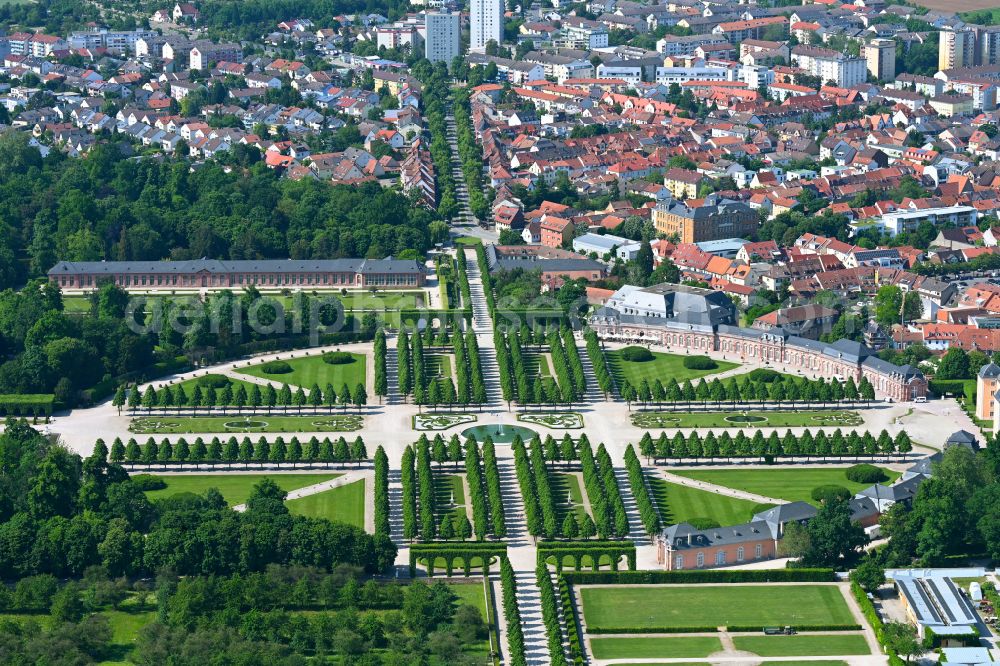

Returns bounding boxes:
[471,0,503,51]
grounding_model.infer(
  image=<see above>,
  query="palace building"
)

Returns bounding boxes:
[588,283,928,401]
[48,258,426,292]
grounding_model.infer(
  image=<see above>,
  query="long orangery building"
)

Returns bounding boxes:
[48,258,426,292]
[588,283,928,401]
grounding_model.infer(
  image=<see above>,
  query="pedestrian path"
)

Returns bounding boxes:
[657,469,784,505]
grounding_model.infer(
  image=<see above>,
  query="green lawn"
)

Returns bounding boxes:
[732,634,871,657]
[646,475,761,526]
[581,585,855,630]
[167,375,265,403]
[590,636,723,660]
[672,467,899,505]
[286,479,366,528]
[551,472,589,522]
[523,353,552,378]
[427,353,454,381]
[434,473,470,531]
[129,413,363,433]
[632,410,863,429]
[239,353,366,389]
[606,350,738,388]
[446,582,492,660]
[455,237,484,247]
[144,473,339,506]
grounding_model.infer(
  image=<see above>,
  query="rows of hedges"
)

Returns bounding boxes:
[584,329,614,398]
[560,568,836,585]
[636,428,912,463]
[0,394,54,417]
[500,558,527,666]
[624,444,661,537]
[538,565,569,666]
[373,446,389,538]
[119,379,367,413]
[620,371,876,407]
[110,435,367,466]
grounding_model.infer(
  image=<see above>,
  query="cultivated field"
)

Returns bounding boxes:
[914,0,1000,12]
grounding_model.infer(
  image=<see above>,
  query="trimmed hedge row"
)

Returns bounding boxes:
[409,542,507,577]
[561,568,836,585]
[0,394,55,416]
[558,576,585,665]
[500,558,527,666]
[585,624,861,634]
[537,541,637,572]
[538,565,569,666]
[373,446,389,538]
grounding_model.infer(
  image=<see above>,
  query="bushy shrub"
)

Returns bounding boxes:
[260,360,292,374]
[683,356,717,370]
[130,474,166,491]
[846,463,888,484]
[749,502,777,518]
[747,368,782,383]
[687,517,721,530]
[620,346,653,362]
[811,484,851,504]
[196,374,231,389]
[323,351,355,365]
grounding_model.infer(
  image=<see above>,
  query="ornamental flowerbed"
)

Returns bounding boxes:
[517,412,584,429]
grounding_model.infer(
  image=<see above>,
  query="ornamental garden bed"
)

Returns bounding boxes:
[412,413,477,431]
[517,412,584,429]
[129,414,364,433]
[631,410,865,429]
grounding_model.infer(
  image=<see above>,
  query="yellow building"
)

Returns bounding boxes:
[977,363,1000,422]
[663,167,704,200]
[939,28,974,71]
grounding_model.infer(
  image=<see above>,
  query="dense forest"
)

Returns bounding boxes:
[0,422,500,665]
[0,132,445,291]
[0,420,396,580]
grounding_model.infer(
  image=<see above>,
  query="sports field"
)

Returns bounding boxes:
[580,584,855,630]
[672,467,899,505]
[647,475,760,526]
[239,353,366,389]
[286,479,366,528]
[589,636,723,660]
[144,473,339,505]
[733,634,871,656]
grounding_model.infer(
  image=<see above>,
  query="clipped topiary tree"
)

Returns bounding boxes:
[620,346,654,362]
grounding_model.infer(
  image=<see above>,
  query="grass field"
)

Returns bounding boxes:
[580,585,855,630]
[144,473,339,505]
[647,475,762,526]
[590,636,723,660]
[672,467,899,505]
[434,473,470,533]
[129,414,362,433]
[239,353,366,389]
[733,634,871,657]
[523,352,552,378]
[427,353,455,381]
[551,472,590,522]
[606,350,738,388]
[632,410,863,429]
[286,479,365,528]
[168,375,265,402]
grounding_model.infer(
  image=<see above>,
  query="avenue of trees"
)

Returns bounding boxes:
[453,90,492,220]
[619,370,876,409]
[117,378,368,415]
[397,327,487,407]
[109,434,368,467]
[511,434,627,541]
[624,444,661,537]
[399,434,505,541]
[637,428,912,464]
[495,326,587,408]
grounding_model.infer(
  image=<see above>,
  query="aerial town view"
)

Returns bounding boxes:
[6,0,1000,663]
